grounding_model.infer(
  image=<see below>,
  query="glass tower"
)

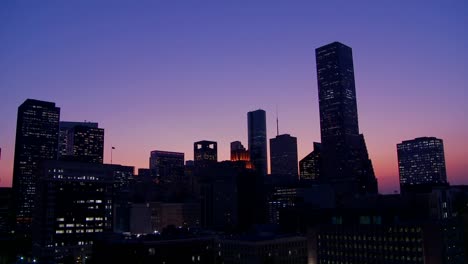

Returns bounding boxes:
[248,109,267,176]
[12,99,60,233]
[315,42,377,196]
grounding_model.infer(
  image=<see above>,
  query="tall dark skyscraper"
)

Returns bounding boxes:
[397,137,448,193]
[315,42,377,196]
[58,121,104,163]
[194,140,217,167]
[248,109,267,176]
[12,99,60,232]
[269,134,298,179]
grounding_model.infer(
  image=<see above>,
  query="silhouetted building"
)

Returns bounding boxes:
[248,109,267,176]
[315,42,377,196]
[217,234,308,264]
[397,137,448,194]
[270,134,298,180]
[299,142,322,181]
[32,160,134,262]
[194,140,217,167]
[58,121,104,163]
[230,141,249,162]
[92,232,216,264]
[149,150,184,182]
[130,202,200,234]
[12,99,60,234]
[197,161,266,231]
[230,141,252,170]
[0,188,11,235]
[281,192,465,264]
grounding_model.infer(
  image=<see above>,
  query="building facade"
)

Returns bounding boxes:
[149,150,185,182]
[58,121,104,163]
[397,137,448,193]
[194,140,218,167]
[32,160,134,263]
[12,99,60,234]
[248,109,267,176]
[315,42,377,196]
[299,142,322,181]
[270,134,298,179]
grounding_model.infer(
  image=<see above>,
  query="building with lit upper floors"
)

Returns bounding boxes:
[58,121,104,164]
[397,137,448,194]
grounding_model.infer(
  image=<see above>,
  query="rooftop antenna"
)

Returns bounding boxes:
[276,104,279,136]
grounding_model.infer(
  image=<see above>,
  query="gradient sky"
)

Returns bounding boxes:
[0,1,467,193]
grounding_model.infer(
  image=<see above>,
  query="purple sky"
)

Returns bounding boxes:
[0,1,467,193]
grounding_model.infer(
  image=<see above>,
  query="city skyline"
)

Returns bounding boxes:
[1,1,467,193]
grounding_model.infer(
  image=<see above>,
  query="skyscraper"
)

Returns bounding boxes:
[149,150,185,182]
[269,134,298,179]
[397,137,448,193]
[248,109,267,176]
[194,140,217,167]
[12,99,60,233]
[58,121,104,163]
[315,42,377,196]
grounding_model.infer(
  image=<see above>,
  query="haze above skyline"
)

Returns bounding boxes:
[1,1,467,193]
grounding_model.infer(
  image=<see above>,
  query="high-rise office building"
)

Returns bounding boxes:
[248,109,267,176]
[315,42,377,196]
[12,99,60,233]
[270,134,298,179]
[299,142,322,181]
[194,141,217,167]
[58,121,104,163]
[149,150,185,182]
[32,160,134,262]
[397,137,448,193]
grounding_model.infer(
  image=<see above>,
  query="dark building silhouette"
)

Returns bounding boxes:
[194,140,217,167]
[281,191,466,264]
[149,150,184,182]
[32,160,134,262]
[92,232,216,264]
[12,99,60,234]
[196,161,266,231]
[270,134,298,179]
[248,109,267,176]
[58,121,104,163]
[299,142,322,181]
[0,187,11,235]
[397,137,448,194]
[315,42,377,196]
